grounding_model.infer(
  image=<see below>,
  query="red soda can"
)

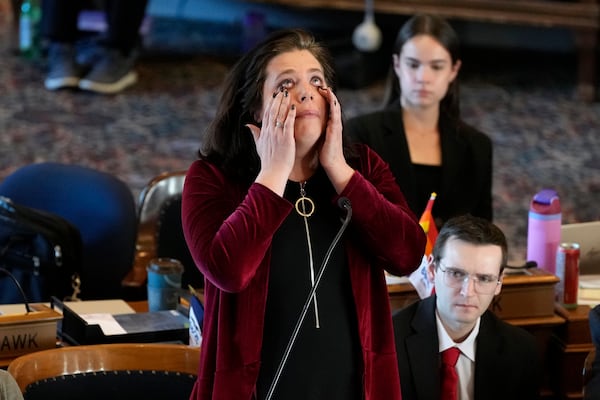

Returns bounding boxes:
[555,242,580,309]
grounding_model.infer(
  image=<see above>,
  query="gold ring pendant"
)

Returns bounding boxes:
[295,197,315,217]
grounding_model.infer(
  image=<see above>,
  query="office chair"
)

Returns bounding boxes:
[0,162,137,300]
[122,170,202,294]
[8,343,200,400]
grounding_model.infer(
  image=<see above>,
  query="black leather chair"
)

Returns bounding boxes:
[156,195,203,290]
[0,162,137,300]
[123,170,203,296]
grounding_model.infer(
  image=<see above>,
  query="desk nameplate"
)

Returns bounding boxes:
[0,303,61,365]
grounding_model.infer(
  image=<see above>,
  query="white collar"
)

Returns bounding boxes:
[435,311,479,362]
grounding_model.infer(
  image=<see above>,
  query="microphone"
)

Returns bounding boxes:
[264,197,353,400]
[337,196,352,217]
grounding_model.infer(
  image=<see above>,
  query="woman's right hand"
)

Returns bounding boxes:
[246,88,296,196]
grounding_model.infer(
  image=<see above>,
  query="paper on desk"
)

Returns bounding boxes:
[577,297,600,307]
[385,273,410,285]
[1,300,135,316]
[0,303,41,316]
[58,299,136,315]
[80,313,127,335]
[579,274,600,289]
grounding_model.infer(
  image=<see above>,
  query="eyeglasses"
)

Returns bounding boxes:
[437,264,501,294]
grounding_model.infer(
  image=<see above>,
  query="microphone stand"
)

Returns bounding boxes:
[264,198,353,400]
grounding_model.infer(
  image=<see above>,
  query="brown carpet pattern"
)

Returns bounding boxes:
[1,11,599,263]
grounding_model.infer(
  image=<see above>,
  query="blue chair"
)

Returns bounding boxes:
[0,162,137,300]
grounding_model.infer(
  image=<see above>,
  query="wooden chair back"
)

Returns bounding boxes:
[8,343,200,393]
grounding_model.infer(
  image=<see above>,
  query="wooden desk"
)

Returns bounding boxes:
[549,305,594,399]
[509,314,569,400]
[0,300,177,369]
[127,300,149,313]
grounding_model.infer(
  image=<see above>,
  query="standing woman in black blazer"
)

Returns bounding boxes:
[345,14,492,228]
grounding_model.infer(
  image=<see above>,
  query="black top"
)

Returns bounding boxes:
[413,163,442,216]
[256,168,362,400]
[345,103,493,227]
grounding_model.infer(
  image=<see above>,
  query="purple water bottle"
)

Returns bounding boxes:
[526,189,561,274]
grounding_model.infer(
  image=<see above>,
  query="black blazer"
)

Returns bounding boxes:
[345,104,493,226]
[392,296,541,400]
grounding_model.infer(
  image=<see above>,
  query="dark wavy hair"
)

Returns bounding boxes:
[432,214,508,275]
[199,29,338,186]
[382,14,461,120]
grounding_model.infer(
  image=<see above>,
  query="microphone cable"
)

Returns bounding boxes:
[265,197,353,400]
[0,267,32,313]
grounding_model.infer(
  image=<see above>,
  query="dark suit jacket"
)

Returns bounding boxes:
[345,104,493,226]
[392,296,541,400]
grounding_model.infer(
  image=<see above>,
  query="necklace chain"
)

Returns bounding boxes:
[296,181,319,328]
[295,181,315,218]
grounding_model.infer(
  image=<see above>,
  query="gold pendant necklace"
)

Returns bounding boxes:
[295,181,315,217]
[296,181,319,328]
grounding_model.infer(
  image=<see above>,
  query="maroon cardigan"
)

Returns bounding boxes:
[182,144,426,400]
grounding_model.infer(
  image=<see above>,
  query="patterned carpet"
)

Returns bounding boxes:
[1,11,599,263]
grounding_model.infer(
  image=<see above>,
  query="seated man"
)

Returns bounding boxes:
[393,214,541,400]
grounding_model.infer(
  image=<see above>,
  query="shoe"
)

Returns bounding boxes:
[44,43,84,91]
[75,36,106,69]
[78,48,138,94]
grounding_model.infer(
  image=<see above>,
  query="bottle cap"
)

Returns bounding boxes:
[533,189,559,205]
[530,188,561,215]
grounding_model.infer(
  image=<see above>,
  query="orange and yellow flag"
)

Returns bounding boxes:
[419,192,438,256]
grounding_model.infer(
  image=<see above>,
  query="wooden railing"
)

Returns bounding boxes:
[250,0,600,101]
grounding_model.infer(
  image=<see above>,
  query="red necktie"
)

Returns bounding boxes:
[441,347,461,400]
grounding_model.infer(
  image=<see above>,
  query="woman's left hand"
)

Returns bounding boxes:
[318,86,344,170]
[318,87,354,192]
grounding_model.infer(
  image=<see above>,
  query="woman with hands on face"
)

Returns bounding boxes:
[246,54,352,198]
[182,29,426,400]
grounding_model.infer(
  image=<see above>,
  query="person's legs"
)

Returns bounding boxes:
[78,0,148,94]
[40,0,81,43]
[104,0,149,56]
[41,0,85,90]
